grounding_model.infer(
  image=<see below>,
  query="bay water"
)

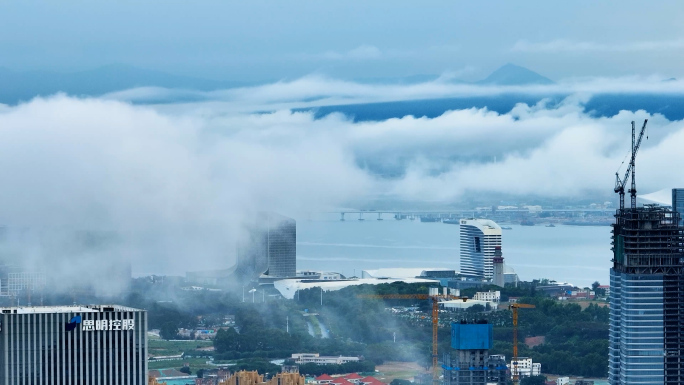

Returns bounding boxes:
[297,218,611,288]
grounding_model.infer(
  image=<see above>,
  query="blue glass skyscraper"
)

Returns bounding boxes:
[672,188,684,225]
[609,203,684,384]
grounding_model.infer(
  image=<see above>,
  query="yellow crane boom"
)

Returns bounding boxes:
[509,303,535,385]
[358,293,467,385]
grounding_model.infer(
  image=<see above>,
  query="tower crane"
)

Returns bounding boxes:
[358,293,468,385]
[509,303,535,385]
[614,120,648,210]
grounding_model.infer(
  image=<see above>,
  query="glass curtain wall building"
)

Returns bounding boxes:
[237,212,297,281]
[459,219,502,279]
[609,203,684,385]
[265,213,296,278]
[673,188,684,225]
[0,304,147,384]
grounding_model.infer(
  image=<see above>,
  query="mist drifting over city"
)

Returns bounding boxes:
[2,77,684,278]
[2,2,684,384]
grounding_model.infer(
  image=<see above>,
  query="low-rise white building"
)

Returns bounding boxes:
[556,377,569,385]
[297,271,343,280]
[441,299,490,310]
[473,290,501,303]
[291,353,360,365]
[510,357,541,378]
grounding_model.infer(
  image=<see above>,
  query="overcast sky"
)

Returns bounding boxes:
[2,1,684,81]
[3,2,684,278]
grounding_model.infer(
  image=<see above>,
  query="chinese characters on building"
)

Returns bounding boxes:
[82,319,135,331]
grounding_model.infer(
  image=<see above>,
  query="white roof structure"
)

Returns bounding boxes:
[0,305,141,314]
[459,218,501,235]
[362,267,452,279]
[274,277,439,299]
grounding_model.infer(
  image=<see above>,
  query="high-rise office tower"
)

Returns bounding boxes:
[673,188,684,225]
[237,212,297,281]
[609,198,684,384]
[459,219,502,279]
[0,304,147,384]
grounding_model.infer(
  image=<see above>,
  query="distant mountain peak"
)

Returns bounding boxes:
[478,63,554,86]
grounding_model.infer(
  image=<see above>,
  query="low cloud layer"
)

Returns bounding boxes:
[2,77,684,282]
[511,39,684,53]
[105,74,684,110]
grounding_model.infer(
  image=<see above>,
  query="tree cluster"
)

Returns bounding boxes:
[122,279,610,378]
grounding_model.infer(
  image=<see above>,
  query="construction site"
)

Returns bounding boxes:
[146,119,684,385]
[609,120,684,384]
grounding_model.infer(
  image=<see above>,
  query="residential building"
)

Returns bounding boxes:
[558,289,596,301]
[473,290,501,303]
[192,369,231,385]
[264,372,305,385]
[359,377,386,385]
[224,371,263,385]
[443,321,507,385]
[609,199,684,384]
[220,370,305,385]
[330,379,353,385]
[0,264,46,298]
[459,219,502,279]
[343,373,363,384]
[510,357,541,378]
[0,304,147,384]
[291,353,360,365]
[315,374,334,384]
[556,378,569,385]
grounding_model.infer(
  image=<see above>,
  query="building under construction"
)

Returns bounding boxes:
[609,120,684,384]
[442,321,507,385]
[609,203,684,384]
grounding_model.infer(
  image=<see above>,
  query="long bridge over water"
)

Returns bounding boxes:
[326,208,615,221]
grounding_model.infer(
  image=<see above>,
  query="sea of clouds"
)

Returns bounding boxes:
[1,76,684,279]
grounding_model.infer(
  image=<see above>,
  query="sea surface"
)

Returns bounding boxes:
[296,218,612,288]
[298,93,684,122]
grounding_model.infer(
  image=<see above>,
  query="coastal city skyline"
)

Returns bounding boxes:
[1,1,684,384]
